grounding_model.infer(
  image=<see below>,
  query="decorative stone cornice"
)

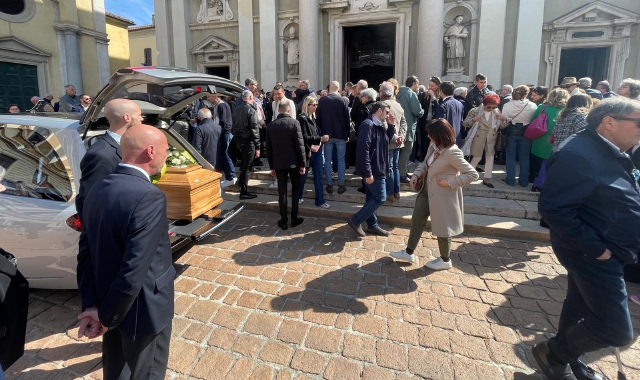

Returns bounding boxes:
[189,20,239,31]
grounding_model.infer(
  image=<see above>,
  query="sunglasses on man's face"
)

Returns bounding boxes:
[613,117,640,128]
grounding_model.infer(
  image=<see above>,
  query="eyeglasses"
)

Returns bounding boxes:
[309,104,318,107]
[612,117,640,127]
[484,106,497,110]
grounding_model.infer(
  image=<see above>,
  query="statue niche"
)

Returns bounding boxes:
[443,14,469,74]
[196,0,234,24]
[283,26,299,78]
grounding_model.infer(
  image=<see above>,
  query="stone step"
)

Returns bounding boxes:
[247,169,540,202]
[223,191,550,242]
[227,180,541,220]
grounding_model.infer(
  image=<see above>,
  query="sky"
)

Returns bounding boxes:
[105,0,154,26]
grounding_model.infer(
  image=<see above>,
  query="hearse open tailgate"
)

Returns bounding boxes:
[168,201,244,241]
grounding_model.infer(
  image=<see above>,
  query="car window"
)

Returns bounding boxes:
[113,81,216,109]
[0,124,73,202]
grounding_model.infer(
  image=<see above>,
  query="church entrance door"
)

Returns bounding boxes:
[344,23,395,90]
[558,47,609,85]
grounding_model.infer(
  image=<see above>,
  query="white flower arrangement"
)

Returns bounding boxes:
[166,148,195,168]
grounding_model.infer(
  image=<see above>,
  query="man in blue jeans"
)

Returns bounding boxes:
[317,81,350,194]
[537,98,640,380]
[348,102,396,237]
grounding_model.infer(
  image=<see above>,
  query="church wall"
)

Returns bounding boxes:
[253,17,263,87]
[321,10,330,88]
[278,0,298,12]
[500,0,519,87]
[543,0,640,23]
[407,1,419,79]
[624,24,640,80]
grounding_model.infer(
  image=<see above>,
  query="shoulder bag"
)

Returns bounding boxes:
[415,152,441,191]
[524,104,548,140]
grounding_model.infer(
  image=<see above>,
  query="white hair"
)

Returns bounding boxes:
[356,80,368,90]
[198,108,212,119]
[360,88,378,101]
[241,90,252,100]
[453,87,467,96]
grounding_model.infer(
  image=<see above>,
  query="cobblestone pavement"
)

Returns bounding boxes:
[6,210,640,380]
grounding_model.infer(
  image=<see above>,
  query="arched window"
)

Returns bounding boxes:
[0,0,25,15]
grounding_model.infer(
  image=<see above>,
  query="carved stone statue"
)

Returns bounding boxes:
[443,15,469,72]
[283,27,299,77]
[196,0,234,24]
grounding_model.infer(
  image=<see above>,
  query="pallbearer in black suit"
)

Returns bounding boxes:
[266,101,306,230]
[75,99,143,221]
[76,124,173,380]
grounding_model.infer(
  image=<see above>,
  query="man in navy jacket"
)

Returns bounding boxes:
[316,81,350,194]
[189,108,221,167]
[76,99,142,221]
[536,98,640,380]
[348,101,397,238]
[436,81,464,146]
[77,125,174,380]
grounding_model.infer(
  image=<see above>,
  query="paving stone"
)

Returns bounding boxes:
[408,347,454,379]
[455,315,494,338]
[278,320,310,345]
[225,358,256,380]
[208,327,238,350]
[167,339,201,374]
[486,340,530,369]
[190,348,234,379]
[305,326,342,353]
[291,349,327,374]
[361,366,394,380]
[375,340,408,371]
[185,300,220,323]
[342,333,375,362]
[387,320,419,345]
[243,313,282,337]
[259,342,294,366]
[452,355,504,380]
[303,306,337,326]
[232,334,264,357]
[450,333,491,361]
[323,357,362,380]
[182,322,214,343]
[352,315,387,338]
[212,305,249,330]
[418,326,451,351]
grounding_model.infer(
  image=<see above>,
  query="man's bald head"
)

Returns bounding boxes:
[104,99,143,135]
[121,124,169,176]
[30,96,40,105]
[329,81,340,93]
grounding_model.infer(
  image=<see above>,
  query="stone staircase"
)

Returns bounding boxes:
[222,164,550,242]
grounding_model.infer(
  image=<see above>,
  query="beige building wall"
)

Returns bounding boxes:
[106,14,133,73]
[129,27,157,67]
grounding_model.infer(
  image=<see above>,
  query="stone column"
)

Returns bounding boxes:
[171,0,192,69]
[259,0,277,87]
[238,0,255,81]
[55,26,83,94]
[154,0,171,66]
[299,0,319,89]
[512,0,545,86]
[417,0,444,81]
[476,0,507,87]
[92,0,110,85]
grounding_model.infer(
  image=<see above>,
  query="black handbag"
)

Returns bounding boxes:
[0,249,29,371]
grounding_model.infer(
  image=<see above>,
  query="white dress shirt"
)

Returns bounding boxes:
[118,163,150,181]
[106,129,122,145]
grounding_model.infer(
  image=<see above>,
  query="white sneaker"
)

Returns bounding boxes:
[220,178,236,188]
[270,180,278,188]
[332,171,338,179]
[298,199,304,204]
[308,168,313,176]
[318,203,330,209]
[425,257,453,271]
[390,250,415,264]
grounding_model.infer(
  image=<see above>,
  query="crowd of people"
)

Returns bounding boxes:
[5,84,92,114]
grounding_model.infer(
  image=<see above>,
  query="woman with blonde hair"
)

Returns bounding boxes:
[529,88,570,190]
[389,119,478,270]
[387,78,400,97]
[297,95,330,208]
[462,93,506,188]
[501,85,537,187]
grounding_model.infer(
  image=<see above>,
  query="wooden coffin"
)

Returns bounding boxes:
[155,164,223,221]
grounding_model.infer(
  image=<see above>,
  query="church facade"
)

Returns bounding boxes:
[152,0,640,90]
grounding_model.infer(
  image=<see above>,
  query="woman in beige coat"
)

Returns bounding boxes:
[462,93,508,188]
[390,119,478,270]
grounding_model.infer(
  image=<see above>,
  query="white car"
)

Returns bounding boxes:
[0,67,245,289]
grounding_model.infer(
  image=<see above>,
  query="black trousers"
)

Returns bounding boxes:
[529,152,544,183]
[548,250,633,364]
[102,323,172,380]
[276,168,300,222]
[253,127,266,165]
[236,140,255,194]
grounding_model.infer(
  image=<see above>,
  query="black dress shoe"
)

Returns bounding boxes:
[254,160,264,166]
[367,226,389,236]
[540,218,550,229]
[532,342,577,380]
[291,217,304,227]
[240,193,257,200]
[532,185,542,192]
[476,166,485,173]
[570,360,610,380]
[400,176,411,183]
[495,159,506,165]
[277,219,288,230]
[338,185,347,194]
[326,185,334,194]
[482,181,495,188]
[348,219,366,237]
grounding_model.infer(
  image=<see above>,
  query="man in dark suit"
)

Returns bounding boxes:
[76,99,142,221]
[232,90,261,199]
[266,101,306,230]
[317,81,350,194]
[77,124,173,380]
[189,108,221,167]
[436,81,464,146]
[537,98,640,380]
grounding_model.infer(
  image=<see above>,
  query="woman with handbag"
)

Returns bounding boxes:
[462,94,508,188]
[529,88,569,191]
[297,96,331,208]
[500,85,538,187]
[389,119,478,270]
